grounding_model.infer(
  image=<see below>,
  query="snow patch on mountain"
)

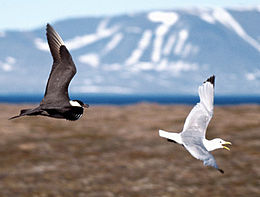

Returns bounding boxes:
[148,11,179,62]
[79,53,100,67]
[182,7,216,24]
[229,5,260,12]
[159,60,198,75]
[246,70,260,81]
[67,19,120,50]
[34,38,48,51]
[198,8,216,24]
[0,31,5,38]
[35,19,120,51]
[129,60,198,75]
[147,11,179,25]
[0,56,15,72]
[212,7,260,52]
[125,30,152,65]
[75,85,133,93]
[186,7,260,53]
[103,32,123,53]
[174,30,189,55]
[163,34,176,55]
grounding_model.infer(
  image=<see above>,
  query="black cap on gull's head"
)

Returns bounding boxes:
[204,75,215,87]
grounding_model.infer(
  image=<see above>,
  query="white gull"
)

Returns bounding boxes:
[159,75,232,173]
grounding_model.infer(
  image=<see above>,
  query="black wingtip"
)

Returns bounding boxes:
[218,168,224,174]
[46,23,56,35]
[46,23,51,29]
[46,24,51,36]
[204,75,215,87]
[46,23,50,31]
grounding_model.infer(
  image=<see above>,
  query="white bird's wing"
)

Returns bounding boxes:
[182,76,215,137]
[181,135,223,173]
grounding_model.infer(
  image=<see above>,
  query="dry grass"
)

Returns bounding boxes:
[0,104,259,197]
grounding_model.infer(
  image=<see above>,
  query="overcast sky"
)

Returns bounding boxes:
[1,0,259,31]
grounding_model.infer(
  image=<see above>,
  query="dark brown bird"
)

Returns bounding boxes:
[9,24,89,121]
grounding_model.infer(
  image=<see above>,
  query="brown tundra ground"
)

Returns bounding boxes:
[0,104,259,197]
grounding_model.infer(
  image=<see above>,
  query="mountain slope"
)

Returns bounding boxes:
[1,7,260,95]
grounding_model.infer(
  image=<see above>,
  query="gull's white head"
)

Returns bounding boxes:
[204,138,232,151]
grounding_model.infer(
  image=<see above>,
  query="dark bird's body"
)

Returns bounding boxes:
[10,24,88,121]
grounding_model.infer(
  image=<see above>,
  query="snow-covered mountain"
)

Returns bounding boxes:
[1,7,260,95]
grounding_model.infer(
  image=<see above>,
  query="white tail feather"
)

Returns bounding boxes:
[159,130,171,139]
[159,129,183,144]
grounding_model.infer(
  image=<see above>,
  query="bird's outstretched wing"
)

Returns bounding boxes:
[182,136,223,173]
[46,23,64,64]
[41,24,76,107]
[181,76,215,137]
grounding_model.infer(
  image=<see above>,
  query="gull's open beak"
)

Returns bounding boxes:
[222,141,232,151]
[83,104,89,108]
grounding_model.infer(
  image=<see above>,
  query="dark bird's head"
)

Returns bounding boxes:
[65,100,89,121]
[69,100,89,108]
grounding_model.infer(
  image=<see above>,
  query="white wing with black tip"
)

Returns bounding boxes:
[181,75,215,137]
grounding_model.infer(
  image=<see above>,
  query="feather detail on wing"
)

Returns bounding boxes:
[182,76,215,137]
[185,144,220,170]
[46,23,65,63]
[41,24,76,107]
[182,136,220,171]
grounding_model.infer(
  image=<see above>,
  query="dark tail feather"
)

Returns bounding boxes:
[9,109,33,120]
[167,139,177,144]
[218,168,224,174]
[9,115,22,120]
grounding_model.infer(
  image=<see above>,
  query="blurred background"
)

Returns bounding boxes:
[0,1,259,197]
[0,0,260,104]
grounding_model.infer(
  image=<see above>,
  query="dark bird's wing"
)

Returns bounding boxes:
[41,24,76,108]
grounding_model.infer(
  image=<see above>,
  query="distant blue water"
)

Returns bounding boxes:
[0,94,259,105]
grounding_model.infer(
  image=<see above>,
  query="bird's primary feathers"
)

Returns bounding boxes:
[159,76,231,173]
[9,24,89,121]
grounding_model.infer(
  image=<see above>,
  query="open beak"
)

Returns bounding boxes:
[222,141,232,151]
[83,104,89,108]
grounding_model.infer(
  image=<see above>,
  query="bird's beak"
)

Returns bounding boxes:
[83,104,89,108]
[222,141,232,151]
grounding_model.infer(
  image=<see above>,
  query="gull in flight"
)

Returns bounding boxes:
[159,75,231,173]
